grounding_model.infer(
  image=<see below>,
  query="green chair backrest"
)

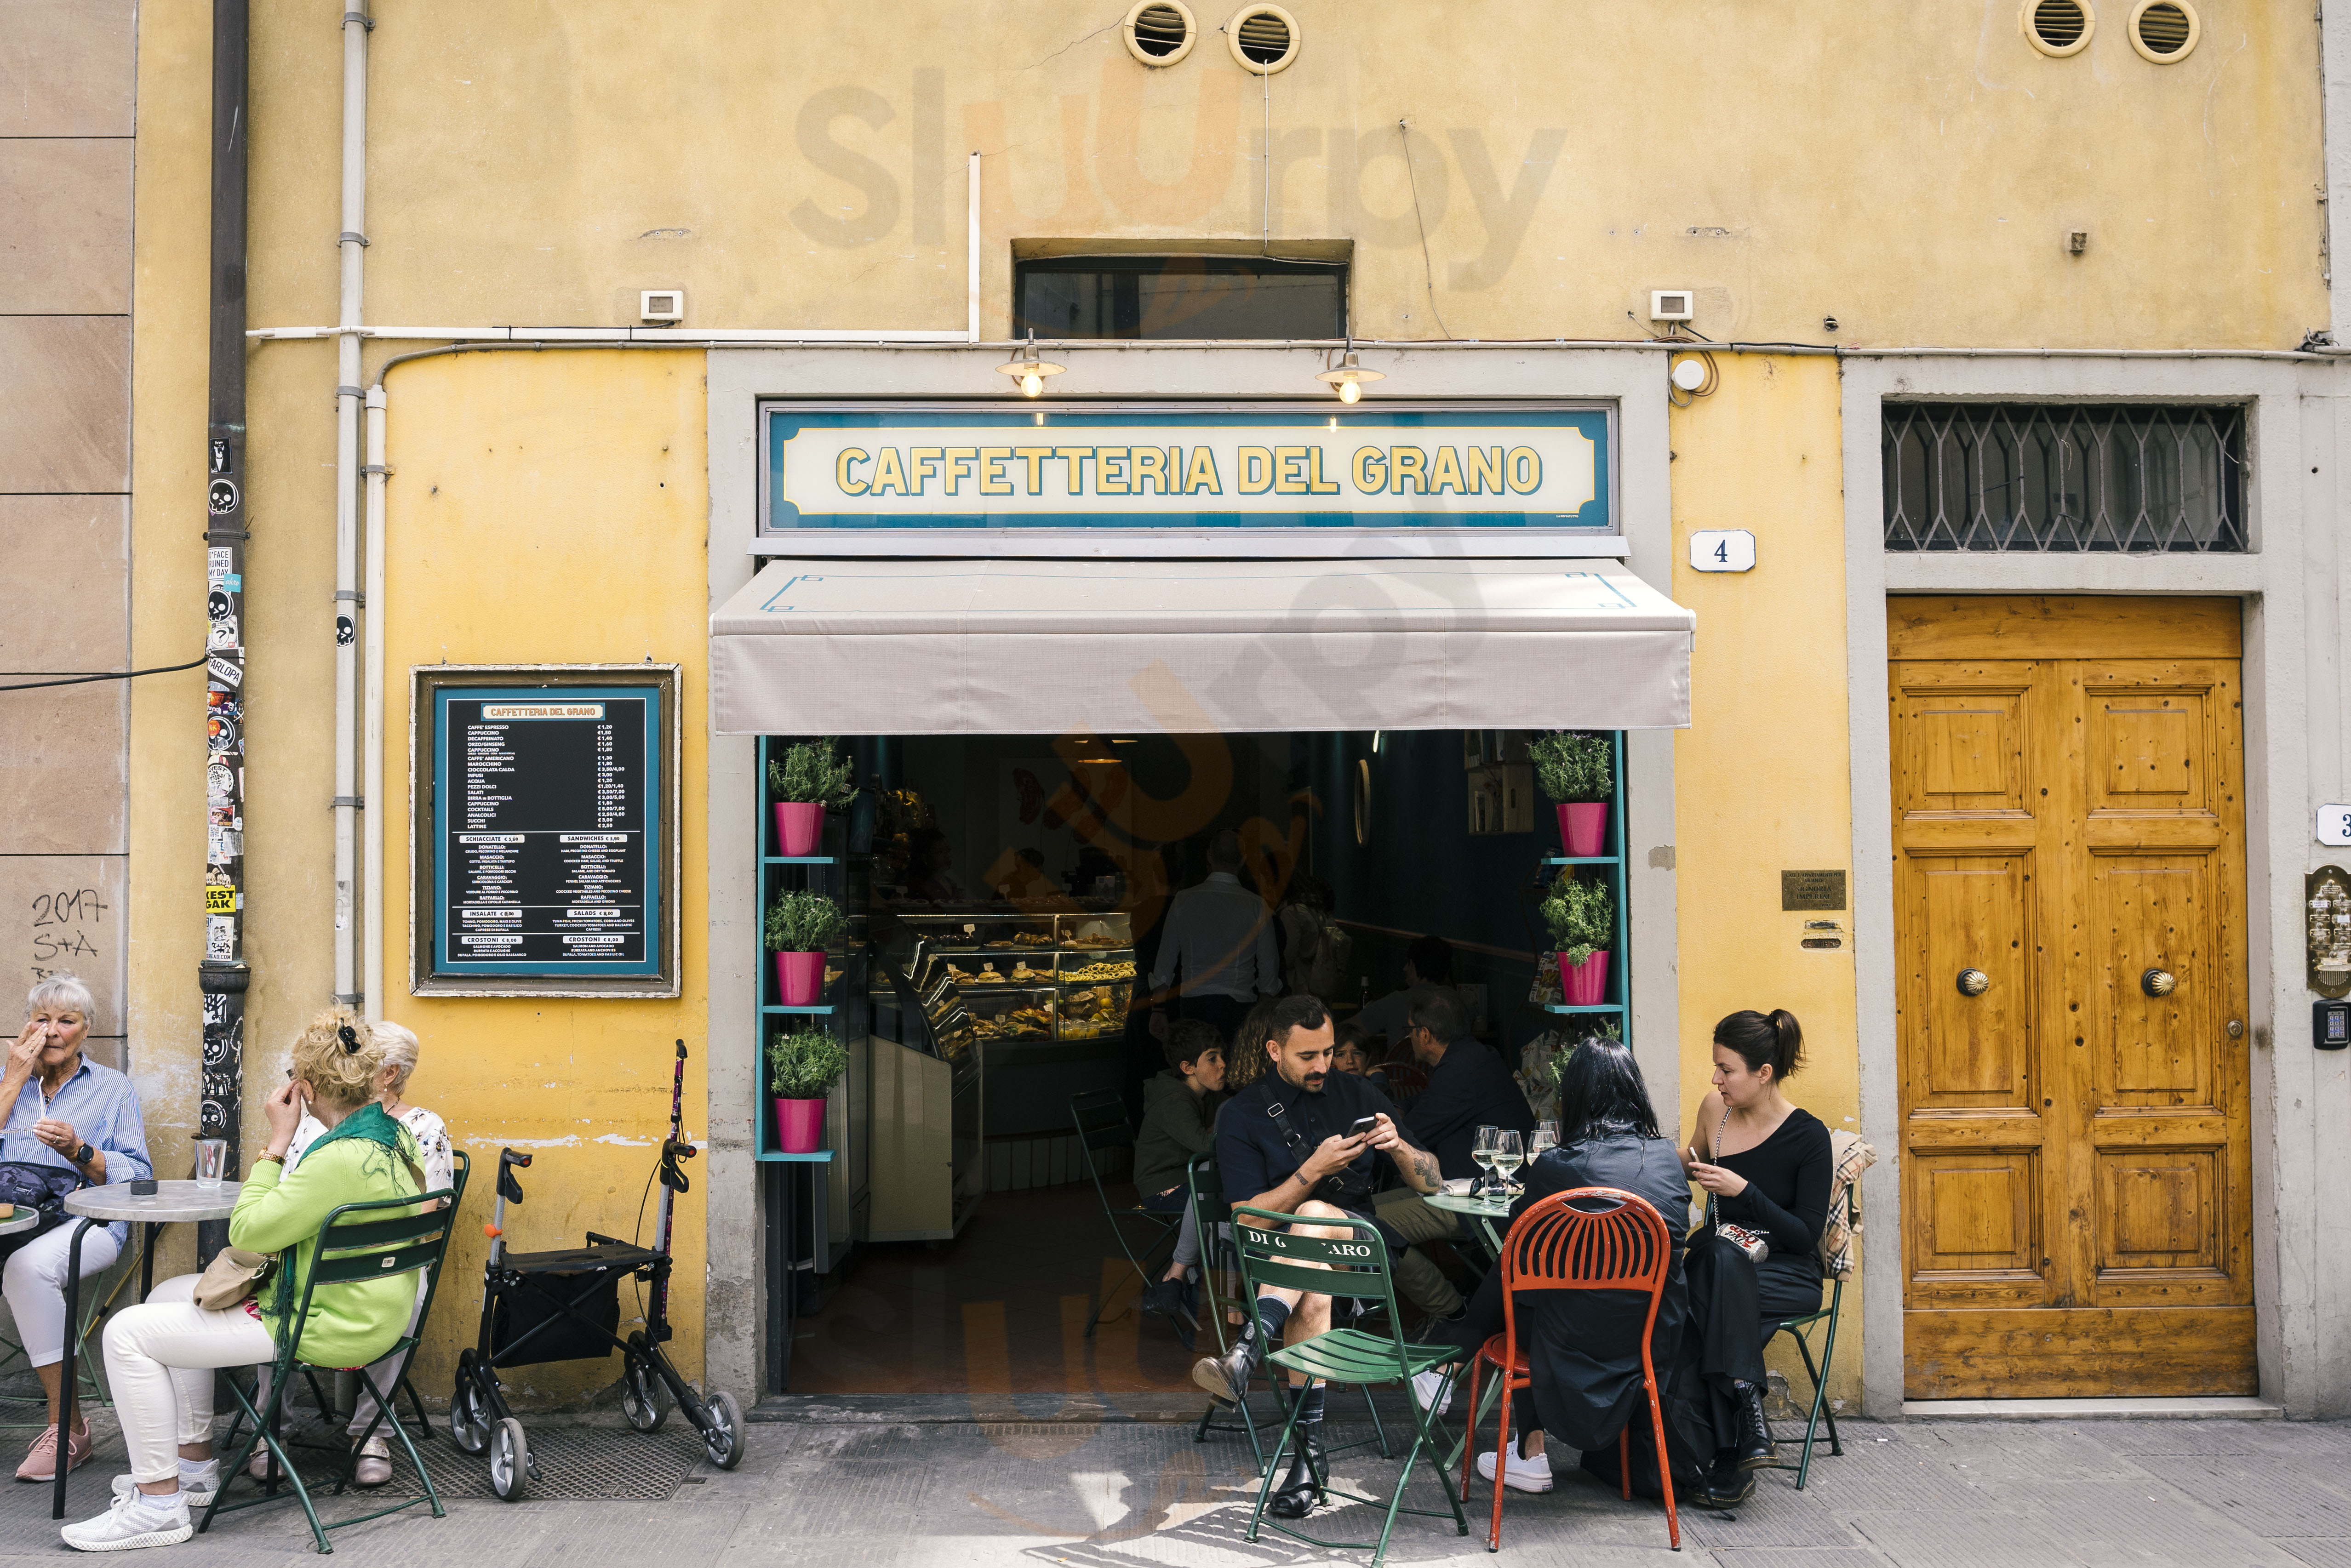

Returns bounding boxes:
[1230,1203,1413,1374]
[279,1184,460,1368]
[1070,1089,1133,1153]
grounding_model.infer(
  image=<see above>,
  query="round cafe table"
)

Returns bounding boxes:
[1424,1189,1516,1264]
[51,1181,240,1519]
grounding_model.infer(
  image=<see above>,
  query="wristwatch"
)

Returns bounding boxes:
[71,1142,94,1166]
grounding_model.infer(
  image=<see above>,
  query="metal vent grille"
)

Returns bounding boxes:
[2131,0,2196,58]
[2031,0,2089,47]
[1131,3,1188,54]
[1882,403,2247,553]
[1227,4,1298,72]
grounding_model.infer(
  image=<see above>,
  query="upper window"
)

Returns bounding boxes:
[1882,403,2247,553]
[1012,255,1346,341]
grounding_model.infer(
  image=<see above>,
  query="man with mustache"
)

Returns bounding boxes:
[1191,994,1442,1520]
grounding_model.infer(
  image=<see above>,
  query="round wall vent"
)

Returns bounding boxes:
[1227,3,1299,74]
[1123,1,1196,67]
[2022,0,2095,56]
[2129,0,2197,61]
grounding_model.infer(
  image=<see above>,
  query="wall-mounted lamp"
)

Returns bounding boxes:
[1316,344,1383,404]
[995,333,1065,399]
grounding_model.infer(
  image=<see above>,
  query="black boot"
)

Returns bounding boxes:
[1140,1279,1196,1351]
[1265,1419,1326,1520]
[1690,1451,1755,1510]
[1190,1320,1263,1405]
[1735,1381,1776,1470]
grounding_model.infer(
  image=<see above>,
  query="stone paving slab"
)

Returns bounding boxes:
[0,1414,2342,1564]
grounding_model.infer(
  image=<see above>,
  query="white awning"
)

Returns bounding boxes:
[710,558,1693,735]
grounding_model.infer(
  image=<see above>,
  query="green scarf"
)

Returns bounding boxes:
[269,1102,420,1328]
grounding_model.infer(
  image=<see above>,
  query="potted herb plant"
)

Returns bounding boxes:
[1528,730,1613,858]
[765,889,846,1006]
[1541,874,1616,1007]
[767,1026,849,1155]
[769,738,855,858]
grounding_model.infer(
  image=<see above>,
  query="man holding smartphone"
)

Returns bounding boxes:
[1194,995,1444,1520]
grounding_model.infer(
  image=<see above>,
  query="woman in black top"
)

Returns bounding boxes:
[1681,1009,1832,1504]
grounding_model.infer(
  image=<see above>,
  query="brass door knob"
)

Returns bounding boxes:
[1956,968,1991,997]
[2142,969,2176,998]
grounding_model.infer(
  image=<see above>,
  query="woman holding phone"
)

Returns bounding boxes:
[1681,1009,1832,1503]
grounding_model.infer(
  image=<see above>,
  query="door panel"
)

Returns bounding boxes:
[1890,598,2252,1398]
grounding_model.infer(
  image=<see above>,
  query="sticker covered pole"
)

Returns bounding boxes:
[197,0,251,1264]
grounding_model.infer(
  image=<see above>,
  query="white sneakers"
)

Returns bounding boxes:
[1476,1445,1555,1494]
[61,1488,194,1552]
[1411,1369,1455,1416]
[108,1462,217,1511]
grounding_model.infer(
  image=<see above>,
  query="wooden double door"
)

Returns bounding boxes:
[1889,597,2253,1398]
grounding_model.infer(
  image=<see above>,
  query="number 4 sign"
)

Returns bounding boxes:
[1689,529,1756,573]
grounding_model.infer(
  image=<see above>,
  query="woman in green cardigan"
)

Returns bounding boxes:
[62,1010,427,1553]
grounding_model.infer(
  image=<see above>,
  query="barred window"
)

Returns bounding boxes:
[1882,403,2247,553]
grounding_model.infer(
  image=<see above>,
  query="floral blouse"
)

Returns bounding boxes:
[287,1104,454,1198]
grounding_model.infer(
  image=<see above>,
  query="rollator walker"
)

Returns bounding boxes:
[449,1040,745,1499]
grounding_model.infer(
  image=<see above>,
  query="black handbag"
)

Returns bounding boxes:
[0,1161,86,1237]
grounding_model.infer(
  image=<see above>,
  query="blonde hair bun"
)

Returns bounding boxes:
[290,1008,392,1109]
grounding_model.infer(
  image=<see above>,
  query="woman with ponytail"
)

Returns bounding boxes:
[1677,1008,1831,1507]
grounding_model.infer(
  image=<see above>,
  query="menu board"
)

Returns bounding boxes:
[431,685,663,977]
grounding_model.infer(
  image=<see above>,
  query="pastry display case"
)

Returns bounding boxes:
[965,986,1056,1044]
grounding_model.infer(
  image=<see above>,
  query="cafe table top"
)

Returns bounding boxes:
[65,1180,240,1225]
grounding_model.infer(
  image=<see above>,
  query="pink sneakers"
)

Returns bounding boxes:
[17,1424,92,1482]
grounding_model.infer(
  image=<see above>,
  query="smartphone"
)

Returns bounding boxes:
[1346,1115,1380,1138]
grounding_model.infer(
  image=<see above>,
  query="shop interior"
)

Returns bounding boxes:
[758,729,1625,1400]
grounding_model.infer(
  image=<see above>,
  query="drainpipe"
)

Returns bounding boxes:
[332,0,370,1008]
[363,387,386,1020]
[197,0,252,1265]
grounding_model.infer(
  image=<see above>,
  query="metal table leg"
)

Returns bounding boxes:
[139,1221,154,1303]
[52,1217,99,1521]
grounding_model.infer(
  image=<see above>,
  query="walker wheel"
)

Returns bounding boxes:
[702,1390,745,1471]
[448,1363,490,1456]
[488,1417,530,1501]
[622,1354,672,1434]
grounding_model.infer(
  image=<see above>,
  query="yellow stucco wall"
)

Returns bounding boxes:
[1670,354,1862,1408]
[124,1,2323,1401]
[373,351,712,1398]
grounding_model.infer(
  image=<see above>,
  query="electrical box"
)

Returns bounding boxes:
[1650,289,1695,323]
[2318,1001,2351,1051]
[640,289,686,324]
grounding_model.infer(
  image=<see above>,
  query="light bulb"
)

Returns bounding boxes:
[1021,372,1042,398]
[1338,377,1361,404]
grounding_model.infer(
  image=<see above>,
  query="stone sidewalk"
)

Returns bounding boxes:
[0,1407,2344,1566]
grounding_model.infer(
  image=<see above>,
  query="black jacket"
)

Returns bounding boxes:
[1502,1132,1694,1454]
[1401,1039,1535,1180]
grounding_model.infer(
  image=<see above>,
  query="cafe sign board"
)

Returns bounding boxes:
[761,406,1612,541]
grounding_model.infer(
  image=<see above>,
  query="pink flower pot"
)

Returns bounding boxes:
[774,1097,825,1155]
[1559,802,1609,858]
[774,950,825,1006]
[773,801,824,857]
[1560,950,1611,1006]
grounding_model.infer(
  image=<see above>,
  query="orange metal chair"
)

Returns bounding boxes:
[1459,1186,1679,1553]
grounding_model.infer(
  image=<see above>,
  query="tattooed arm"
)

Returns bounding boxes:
[1368,1115,1442,1195]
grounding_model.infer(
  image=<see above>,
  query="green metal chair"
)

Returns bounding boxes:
[1231,1204,1467,1567]
[300,1148,471,1442]
[1762,1177,1858,1488]
[1070,1090,1181,1338]
[200,1178,461,1553]
[1187,1154,1391,1466]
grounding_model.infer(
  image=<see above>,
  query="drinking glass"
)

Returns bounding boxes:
[1471,1124,1500,1198]
[194,1138,227,1189]
[1489,1129,1525,1203]
[1528,1125,1558,1163]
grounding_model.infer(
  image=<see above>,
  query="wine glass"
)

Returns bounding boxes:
[1528,1124,1558,1165]
[1471,1124,1500,1198]
[1488,1129,1525,1204]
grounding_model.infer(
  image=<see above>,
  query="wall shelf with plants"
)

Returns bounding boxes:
[755,737,860,1163]
[1528,730,1629,1040]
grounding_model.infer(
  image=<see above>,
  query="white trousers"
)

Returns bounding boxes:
[1,1224,122,1368]
[101,1275,275,1484]
[252,1281,423,1439]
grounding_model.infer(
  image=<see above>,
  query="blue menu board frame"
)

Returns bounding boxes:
[427,682,665,982]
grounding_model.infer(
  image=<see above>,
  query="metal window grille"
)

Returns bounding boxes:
[1882,403,2247,553]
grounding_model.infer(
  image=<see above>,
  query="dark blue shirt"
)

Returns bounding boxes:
[1214,1069,1398,1217]
[1401,1038,1536,1180]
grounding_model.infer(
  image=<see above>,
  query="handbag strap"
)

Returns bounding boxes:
[1705,1105,1731,1233]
